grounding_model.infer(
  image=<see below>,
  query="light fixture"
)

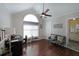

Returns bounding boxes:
[41,14,47,18]
[73,18,76,20]
[42,14,45,17]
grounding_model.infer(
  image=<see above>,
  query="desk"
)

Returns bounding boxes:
[11,40,23,56]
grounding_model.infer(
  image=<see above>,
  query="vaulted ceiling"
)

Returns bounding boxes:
[0,3,79,17]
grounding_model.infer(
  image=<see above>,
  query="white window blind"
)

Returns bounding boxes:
[23,24,38,38]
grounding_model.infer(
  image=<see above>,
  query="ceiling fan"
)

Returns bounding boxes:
[40,3,52,18]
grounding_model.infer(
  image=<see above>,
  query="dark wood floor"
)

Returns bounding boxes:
[23,39,79,56]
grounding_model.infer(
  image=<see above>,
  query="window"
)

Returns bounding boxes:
[23,14,39,38]
[23,25,38,38]
[24,14,38,22]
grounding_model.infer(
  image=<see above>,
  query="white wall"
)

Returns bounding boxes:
[0,11,11,28]
[11,8,45,39]
[43,18,52,39]
[0,10,12,39]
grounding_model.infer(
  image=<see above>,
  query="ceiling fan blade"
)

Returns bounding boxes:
[44,9,49,14]
[45,14,52,17]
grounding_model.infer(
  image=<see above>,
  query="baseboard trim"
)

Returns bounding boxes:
[27,39,45,43]
[66,46,79,52]
[69,40,79,43]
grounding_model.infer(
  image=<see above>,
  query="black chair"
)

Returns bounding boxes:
[23,35,27,44]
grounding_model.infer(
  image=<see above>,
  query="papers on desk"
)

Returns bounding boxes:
[11,40,19,42]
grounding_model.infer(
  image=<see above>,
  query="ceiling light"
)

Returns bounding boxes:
[73,18,76,20]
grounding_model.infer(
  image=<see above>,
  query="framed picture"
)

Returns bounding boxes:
[54,24,63,28]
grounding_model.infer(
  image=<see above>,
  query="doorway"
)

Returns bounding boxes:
[68,18,79,52]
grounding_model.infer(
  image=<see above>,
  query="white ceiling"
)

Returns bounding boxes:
[0,3,79,17]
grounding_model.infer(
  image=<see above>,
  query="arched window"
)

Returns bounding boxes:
[23,14,39,38]
[24,14,38,22]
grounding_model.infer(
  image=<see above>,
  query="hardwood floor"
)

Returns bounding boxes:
[23,39,79,56]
